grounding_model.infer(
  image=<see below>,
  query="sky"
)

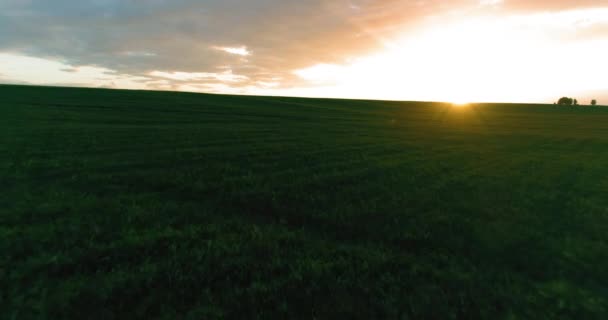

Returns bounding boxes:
[1,0,607,103]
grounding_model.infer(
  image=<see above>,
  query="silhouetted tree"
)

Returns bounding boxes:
[574,99,579,106]
[557,97,573,106]
[591,99,597,106]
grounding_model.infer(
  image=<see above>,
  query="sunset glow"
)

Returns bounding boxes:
[1,1,607,103]
[451,100,470,107]
[291,8,608,103]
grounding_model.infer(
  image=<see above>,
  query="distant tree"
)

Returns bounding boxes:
[591,99,597,106]
[557,97,573,106]
[574,99,579,106]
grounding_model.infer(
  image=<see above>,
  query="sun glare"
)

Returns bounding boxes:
[292,11,608,103]
[451,100,469,107]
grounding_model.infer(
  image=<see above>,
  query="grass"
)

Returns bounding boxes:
[2,84,608,319]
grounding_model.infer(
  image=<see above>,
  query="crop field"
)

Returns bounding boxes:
[2,84,608,319]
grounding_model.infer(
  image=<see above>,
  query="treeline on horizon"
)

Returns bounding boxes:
[555,97,599,106]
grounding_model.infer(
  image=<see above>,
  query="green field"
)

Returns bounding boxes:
[2,85,608,319]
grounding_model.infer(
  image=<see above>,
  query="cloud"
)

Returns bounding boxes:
[479,0,503,7]
[0,0,457,89]
[214,46,251,56]
[504,0,604,11]
[1,0,607,102]
[149,70,248,83]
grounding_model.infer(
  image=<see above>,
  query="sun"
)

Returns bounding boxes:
[451,100,470,107]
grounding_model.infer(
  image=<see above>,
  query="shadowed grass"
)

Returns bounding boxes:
[2,85,608,319]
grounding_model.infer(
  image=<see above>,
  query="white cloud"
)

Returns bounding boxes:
[213,46,251,56]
